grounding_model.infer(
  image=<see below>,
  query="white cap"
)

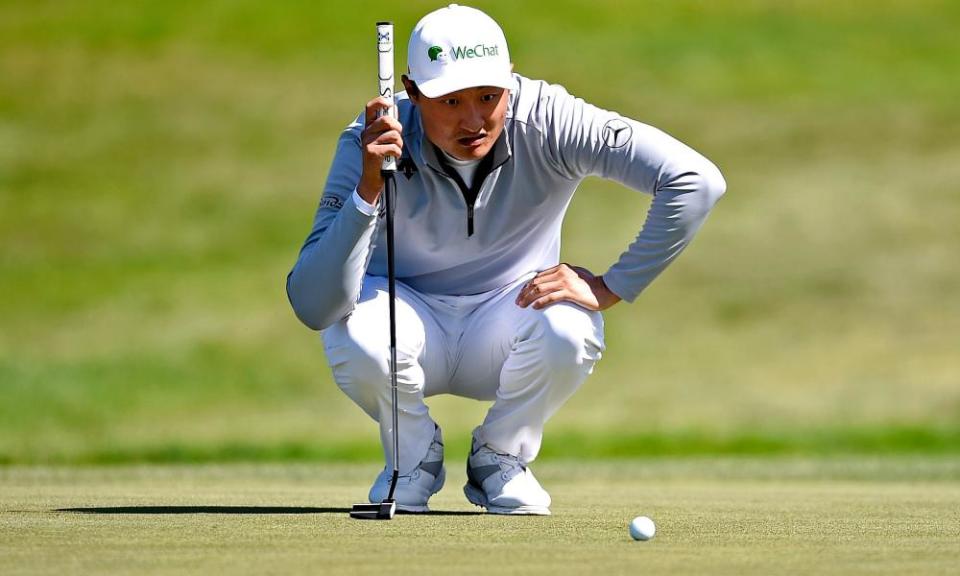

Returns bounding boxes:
[407,4,513,98]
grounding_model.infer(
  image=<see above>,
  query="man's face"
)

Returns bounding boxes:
[406,80,509,161]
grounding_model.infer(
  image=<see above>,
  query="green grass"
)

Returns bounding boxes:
[2,458,959,575]
[2,0,960,462]
[4,425,960,466]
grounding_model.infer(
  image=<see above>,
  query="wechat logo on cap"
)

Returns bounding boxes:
[428,46,444,62]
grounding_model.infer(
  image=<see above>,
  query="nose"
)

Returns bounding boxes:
[459,101,484,133]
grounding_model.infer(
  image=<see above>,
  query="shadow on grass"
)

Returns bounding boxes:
[55,506,483,516]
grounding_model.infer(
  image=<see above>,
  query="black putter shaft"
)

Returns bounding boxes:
[384,169,400,503]
[349,172,399,521]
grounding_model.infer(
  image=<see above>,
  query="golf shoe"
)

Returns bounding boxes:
[368,424,445,513]
[463,430,551,515]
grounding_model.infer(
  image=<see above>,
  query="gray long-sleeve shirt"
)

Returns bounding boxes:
[287,74,726,331]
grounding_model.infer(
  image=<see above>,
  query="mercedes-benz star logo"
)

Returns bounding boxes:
[602,118,632,149]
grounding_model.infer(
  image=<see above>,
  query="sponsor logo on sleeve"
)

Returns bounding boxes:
[602,118,632,149]
[319,195,345,211]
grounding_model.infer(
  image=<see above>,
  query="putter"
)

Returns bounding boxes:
[351,20,400,521]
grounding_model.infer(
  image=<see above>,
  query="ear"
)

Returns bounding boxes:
[401,75,419,103]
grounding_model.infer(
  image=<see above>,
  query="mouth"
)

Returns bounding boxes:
[457,134,486,148]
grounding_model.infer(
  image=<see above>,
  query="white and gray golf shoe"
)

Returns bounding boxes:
[367,424,445,513]
[463,431,551,515]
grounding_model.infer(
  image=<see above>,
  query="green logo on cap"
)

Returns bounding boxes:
[451,44,499,60]
[428,46,444,62]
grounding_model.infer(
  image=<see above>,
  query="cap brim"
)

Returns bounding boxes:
[417,72,515,98]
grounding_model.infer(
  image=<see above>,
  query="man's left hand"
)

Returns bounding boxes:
[516,264,622,311]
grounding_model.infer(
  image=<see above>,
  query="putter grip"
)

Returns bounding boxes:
[376,21,397,173]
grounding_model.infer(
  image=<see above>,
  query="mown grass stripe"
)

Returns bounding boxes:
[4,425,958,465]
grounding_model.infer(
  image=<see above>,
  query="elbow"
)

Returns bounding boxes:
[698,160,727,208]
[286,277,326,331]
[286,272,347,332]
[292,303,329,332]
[660,157,727,211]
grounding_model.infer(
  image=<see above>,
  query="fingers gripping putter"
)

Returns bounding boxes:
[351,21,400,521]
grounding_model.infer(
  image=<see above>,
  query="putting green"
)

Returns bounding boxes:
[2,458,958,575]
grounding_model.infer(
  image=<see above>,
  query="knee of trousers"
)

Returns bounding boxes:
[321,306,427,401]
[523,302,605,374]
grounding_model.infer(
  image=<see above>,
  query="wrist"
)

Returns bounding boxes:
[597,275,621,309]
[356,179,382,205]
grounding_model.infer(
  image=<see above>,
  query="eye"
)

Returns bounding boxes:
[442,97,459,106]
[481,92,499,103]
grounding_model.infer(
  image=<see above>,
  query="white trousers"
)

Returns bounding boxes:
[321,274,605,474]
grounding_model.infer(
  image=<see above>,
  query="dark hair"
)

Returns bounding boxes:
[404,76,420,97]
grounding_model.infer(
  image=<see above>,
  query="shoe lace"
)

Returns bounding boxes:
[491,448,524,479]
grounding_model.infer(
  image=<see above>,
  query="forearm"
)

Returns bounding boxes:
[538,81,726,302]
[603,162,726,302]
[286,192,379,330]
[547,90,726,301]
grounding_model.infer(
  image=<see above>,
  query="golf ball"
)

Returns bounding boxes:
[629,516,656,541]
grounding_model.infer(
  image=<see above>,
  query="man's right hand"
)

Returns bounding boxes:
[358,97,404,205]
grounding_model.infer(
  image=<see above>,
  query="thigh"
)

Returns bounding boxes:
[322,275,452,394]
[447,281,529,400]
[449,281,606,400]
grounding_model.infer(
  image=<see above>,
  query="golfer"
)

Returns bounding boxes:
[287,4,725,514]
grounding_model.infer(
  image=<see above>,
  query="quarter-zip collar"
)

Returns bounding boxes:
[420,123,512,177]
[421,125,512,237]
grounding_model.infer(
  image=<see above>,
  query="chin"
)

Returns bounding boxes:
[456,142,493,160]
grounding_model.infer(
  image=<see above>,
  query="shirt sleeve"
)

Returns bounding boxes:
[352,188,379,216]
[541,84,727,302]
[286,113,380,330]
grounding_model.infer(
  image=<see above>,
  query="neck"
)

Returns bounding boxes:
[441,148,481,166]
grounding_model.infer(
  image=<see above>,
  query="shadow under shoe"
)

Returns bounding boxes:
[368,425,445,513]
[463,432,551,515]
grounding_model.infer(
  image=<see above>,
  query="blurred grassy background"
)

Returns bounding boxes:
[1,0,958,463]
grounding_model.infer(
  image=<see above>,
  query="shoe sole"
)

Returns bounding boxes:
[463,482,551,516]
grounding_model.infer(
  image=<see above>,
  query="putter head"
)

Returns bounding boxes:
[350,499,396,520]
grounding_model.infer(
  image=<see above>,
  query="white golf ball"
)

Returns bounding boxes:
[629,516,656,541]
